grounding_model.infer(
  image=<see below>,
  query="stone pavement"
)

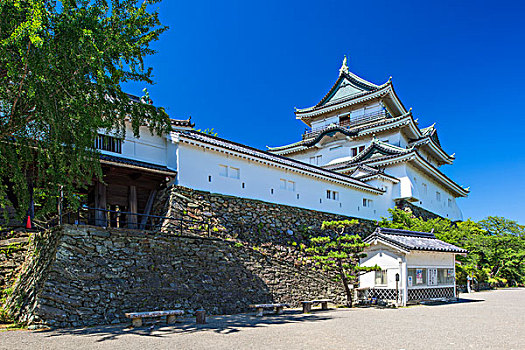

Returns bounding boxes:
[1,288,524,350]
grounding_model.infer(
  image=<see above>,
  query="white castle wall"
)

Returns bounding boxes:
[387,163,463,221]
[175,142,388,221]
[96,123,462,222]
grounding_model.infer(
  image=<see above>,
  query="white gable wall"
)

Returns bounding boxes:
[98,124,172,169]
[360,243,404,290]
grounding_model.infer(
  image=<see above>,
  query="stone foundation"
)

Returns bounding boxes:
[6,225,346,327]
[395,200,444,221]
[153,185,377,243]
[0,232,30,294]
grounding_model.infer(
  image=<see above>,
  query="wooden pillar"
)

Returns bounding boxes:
[139,189,157,230]
[94,182,107,227]
[128,185,137,229]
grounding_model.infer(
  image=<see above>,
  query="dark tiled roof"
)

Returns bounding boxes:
[365,227,467,253]
[324,152,408,171]
[100,154,176,174]
[268,113,412,153]
[176,130,383,193]
[171,118,195,128]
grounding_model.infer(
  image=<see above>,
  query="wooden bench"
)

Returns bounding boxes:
[301,299,331,313]
[124,309,184,327]
[249,303,290,317]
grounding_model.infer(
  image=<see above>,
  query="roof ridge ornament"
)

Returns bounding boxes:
[339,55,349,75]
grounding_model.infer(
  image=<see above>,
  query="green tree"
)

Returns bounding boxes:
[0,0,170,220]
[479,216,525,237]
[306,219,379,306]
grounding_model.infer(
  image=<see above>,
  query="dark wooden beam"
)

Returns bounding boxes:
[94,181,107,227]
[128,185,138,229]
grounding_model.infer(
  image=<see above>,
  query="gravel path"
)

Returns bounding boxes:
[1,288,524,350]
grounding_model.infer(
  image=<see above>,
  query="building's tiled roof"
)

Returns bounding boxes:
[365,227,467,253]
[420,123,436,136]
[171,117,195,128]
[100,154,176,175]
[176,130,384,193]
[268,113,413,153]
[295,83,390,115]
[323,140,410,171]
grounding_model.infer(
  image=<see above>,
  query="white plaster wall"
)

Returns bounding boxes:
[98,123,173,169]
[406,251,455,267]
[384,163,462,221]
[361,178,397,220]
[360,243,403,289]
[405,164,463,220]
[175,142,388,221]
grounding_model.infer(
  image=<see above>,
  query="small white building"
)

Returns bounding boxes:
[359,227,467,306]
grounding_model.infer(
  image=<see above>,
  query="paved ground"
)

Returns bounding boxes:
[1,288,524,350]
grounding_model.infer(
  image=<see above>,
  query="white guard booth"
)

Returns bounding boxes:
[358,227,467,306]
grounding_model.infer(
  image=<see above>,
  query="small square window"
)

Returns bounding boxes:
[229,167,240,179]
[351,147,358,157]
[332,191,339,201]
[309,156,316,164]
[375,270,387,285]
[326,190,331,199]
[288,181,295,192]
[448,198,452,207]
[219,165,228,177]
[280,179,287,190]
[436,191,441,201]
[358,145,365,153]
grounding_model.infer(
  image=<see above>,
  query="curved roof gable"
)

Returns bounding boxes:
[315,68,380,108]
[294,58,401,121]
[350,139,410,164]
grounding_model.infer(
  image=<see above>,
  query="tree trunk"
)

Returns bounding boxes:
[338,261,353,307]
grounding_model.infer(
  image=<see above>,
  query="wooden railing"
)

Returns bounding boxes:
[45,206,215,236]
[303,110,390,140]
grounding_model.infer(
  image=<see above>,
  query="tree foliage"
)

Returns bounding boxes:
[379,209,525,287]
[0,0,170,220]
[305,219,379,306]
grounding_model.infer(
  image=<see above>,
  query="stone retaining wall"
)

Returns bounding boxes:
[153,186,378,244]
[7,225,345,327]
[395,200,443,221]
[1,232,30,294]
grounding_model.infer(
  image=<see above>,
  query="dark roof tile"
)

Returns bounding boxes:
[365,227,467,253]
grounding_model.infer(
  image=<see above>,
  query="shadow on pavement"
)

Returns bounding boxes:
[38,309,333,342]
[420,298,484,306]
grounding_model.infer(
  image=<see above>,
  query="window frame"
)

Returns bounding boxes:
[375,270,388,286]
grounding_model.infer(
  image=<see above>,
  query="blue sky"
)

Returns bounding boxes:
[125,0,525,223]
